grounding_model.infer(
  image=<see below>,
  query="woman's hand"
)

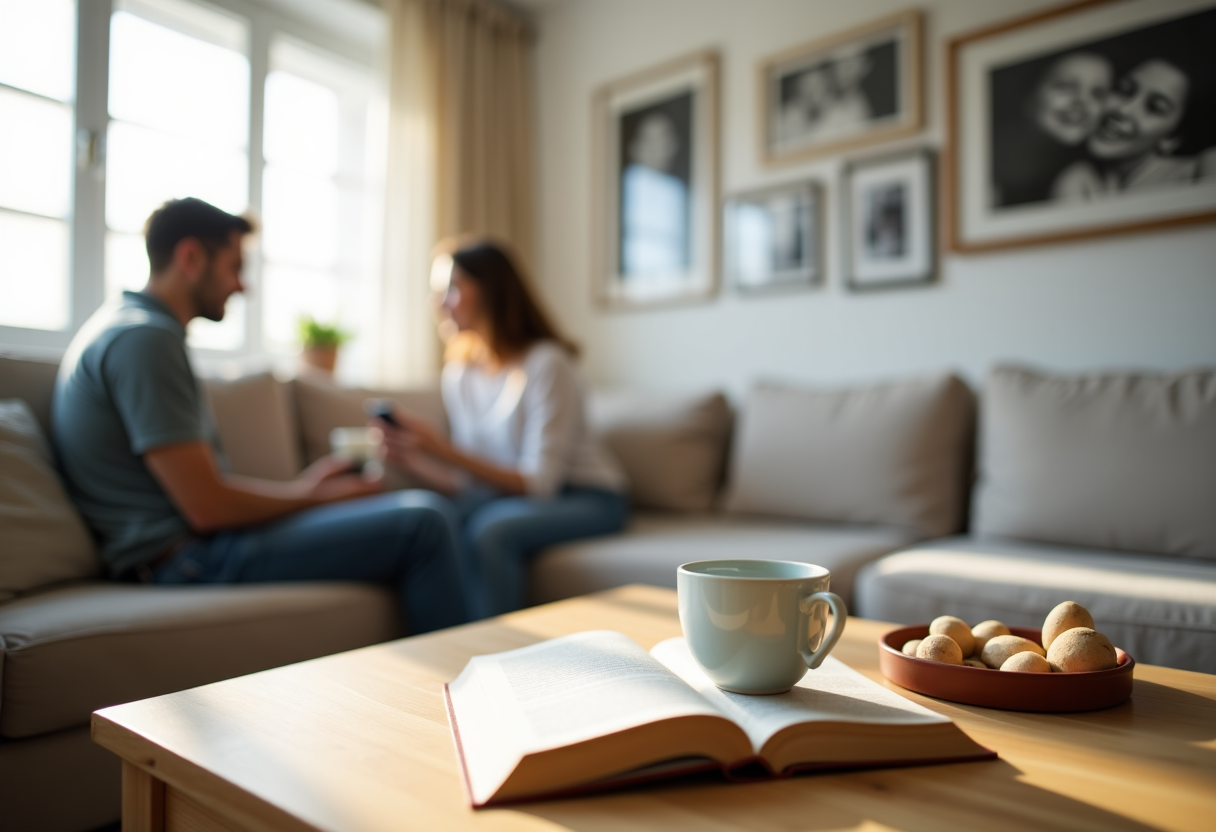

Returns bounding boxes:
[393,410,454,460]
[375,406,447,466]
[375,405,527,496]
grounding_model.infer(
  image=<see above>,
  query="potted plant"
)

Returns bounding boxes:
[298,316,350,374]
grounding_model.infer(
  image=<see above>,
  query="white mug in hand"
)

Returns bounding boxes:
[677,559,847,695]
[329,427,379,473]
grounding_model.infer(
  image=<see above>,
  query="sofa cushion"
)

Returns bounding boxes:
[203,372,303,481]
[0,401,100,601]
[973,366,1216,560]
[528,511,917,609]
[723,373,974,538]
[0,581,400,739]
[0,353,60,436]
[292,374,447,466]
[587,390,732,512]
[853,536,1216,674]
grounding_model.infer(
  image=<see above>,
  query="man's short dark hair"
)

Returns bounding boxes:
[144,198,255,273]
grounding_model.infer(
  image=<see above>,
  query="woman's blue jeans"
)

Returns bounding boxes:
[152,491,469,634]
[434,485,630,619]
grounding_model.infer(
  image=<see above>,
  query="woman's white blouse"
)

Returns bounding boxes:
[441,341,627,497]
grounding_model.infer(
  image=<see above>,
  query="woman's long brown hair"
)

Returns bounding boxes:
[439,238,579,364]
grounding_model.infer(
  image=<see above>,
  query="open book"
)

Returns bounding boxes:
[445,630,995,806]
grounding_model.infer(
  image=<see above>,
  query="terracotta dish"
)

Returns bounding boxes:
[878,625,1134,712]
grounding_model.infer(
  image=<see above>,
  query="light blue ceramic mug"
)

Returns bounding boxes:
[677,559,847,694]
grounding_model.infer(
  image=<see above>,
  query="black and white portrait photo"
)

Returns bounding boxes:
[864,183,906,259]
[724,181,820,292]
[950,0,1216,252]
[618,93,692,280]
[846,149,934,290]
[775,44,897,149]
[762,10,922,164]
[990,6,1216,209]
[594,51,719,308]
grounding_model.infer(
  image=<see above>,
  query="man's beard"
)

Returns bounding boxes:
[192,264,228,322]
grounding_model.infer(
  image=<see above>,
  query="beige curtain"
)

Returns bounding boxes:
[379,0,534,387]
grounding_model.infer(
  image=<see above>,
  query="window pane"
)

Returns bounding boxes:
[106,120,248,234]
[109,9,248,148]
[106,1,250,353]
[0,89,73,218]
[261,166,338,268]
[261,264,341,349]
[264,71,339,176]
[105,230,148,297]
[0,0,75,102]
[0,212,69,330]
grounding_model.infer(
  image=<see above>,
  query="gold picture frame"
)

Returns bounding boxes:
[759,9,923,166]
[946,0,1216,253]
[591,50,720,310]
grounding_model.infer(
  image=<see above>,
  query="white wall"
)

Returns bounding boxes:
[530,0,1216,397]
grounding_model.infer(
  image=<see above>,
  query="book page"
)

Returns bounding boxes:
[650,637,949,753]
[448,631,726,804]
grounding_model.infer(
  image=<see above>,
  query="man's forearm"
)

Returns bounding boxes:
[192,475,320,531]
[144,442,374,533]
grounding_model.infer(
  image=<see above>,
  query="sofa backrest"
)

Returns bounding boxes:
[722,372,976,539]
[587,390,733,512]
[973,365,1216,560]
[204,373,304,481]
[0,353,60,436]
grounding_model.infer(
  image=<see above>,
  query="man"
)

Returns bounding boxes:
[53,197,467,633]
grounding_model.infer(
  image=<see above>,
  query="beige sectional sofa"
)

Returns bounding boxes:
[854,366,1216,675]
[2,351,1214,832]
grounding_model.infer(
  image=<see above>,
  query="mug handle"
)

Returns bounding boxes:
[798,591,848,670]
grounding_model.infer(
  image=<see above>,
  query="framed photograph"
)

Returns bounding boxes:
[844,149,935,289]
[948,0,1216,252]
[759,9,922,165]
[724,181,821,292]
[592,51,719,309]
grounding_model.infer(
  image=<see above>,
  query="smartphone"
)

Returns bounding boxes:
[363,398,400,427]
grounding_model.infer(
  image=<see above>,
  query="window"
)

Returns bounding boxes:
[260,36,383,369]
[0,0,385,374]
[107,0,252,351]
[0,0,76,331]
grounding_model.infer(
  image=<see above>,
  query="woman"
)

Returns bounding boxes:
[1053,53,1216,199]
[376,240,629,617]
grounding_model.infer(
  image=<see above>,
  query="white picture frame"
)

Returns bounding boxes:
[845,148,935,290]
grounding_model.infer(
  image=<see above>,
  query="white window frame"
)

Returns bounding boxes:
[0,0,386,370]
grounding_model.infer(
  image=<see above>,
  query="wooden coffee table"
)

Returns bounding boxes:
[93,585,1216,832]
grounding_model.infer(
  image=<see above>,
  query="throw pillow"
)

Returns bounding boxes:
[0,399,100,599]
[973,365,1216,560]
[723,373,974,537]
[0,352,60,436]
[203,372,303,481]
[587,390,732,512]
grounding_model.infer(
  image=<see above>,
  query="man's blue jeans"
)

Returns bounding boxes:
[152,491,469,633]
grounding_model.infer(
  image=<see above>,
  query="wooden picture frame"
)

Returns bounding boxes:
[724,180,822,293]
[759,9,923,166]
[844,148,935,290]
[947,0,1216,253]
[591,50,720,309]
